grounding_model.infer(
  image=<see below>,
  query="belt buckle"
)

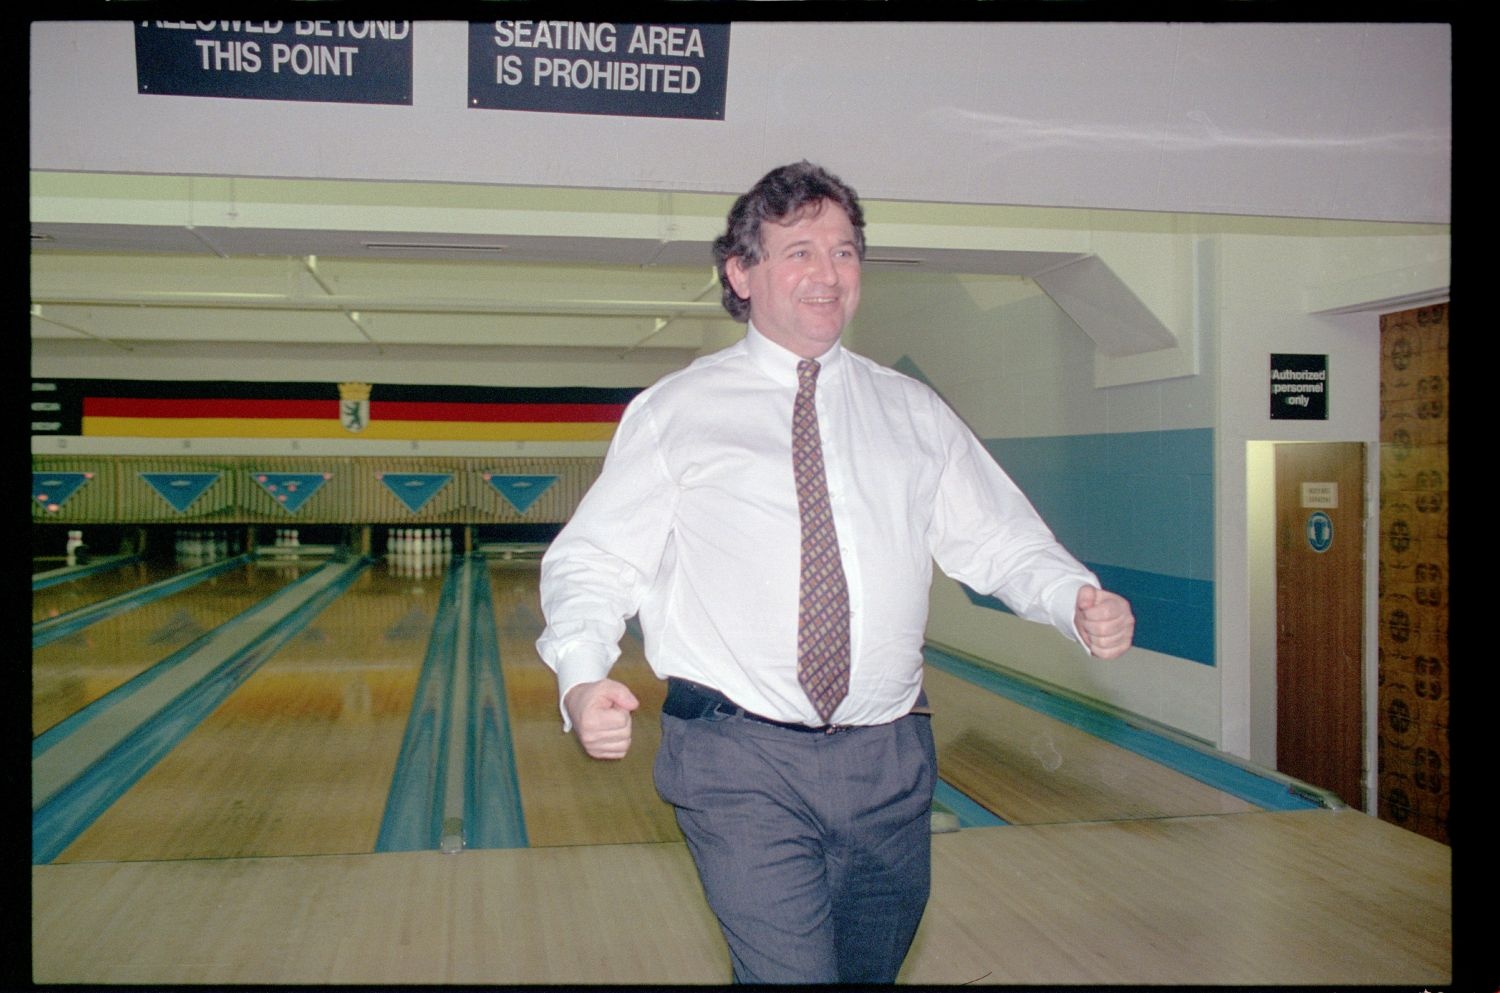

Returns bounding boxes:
[822,723,850,735]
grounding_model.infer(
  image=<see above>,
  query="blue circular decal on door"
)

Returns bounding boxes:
[1306,511,1333,553]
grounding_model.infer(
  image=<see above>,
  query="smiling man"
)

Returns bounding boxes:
[537,161,1134,984]
[722,194,861,358]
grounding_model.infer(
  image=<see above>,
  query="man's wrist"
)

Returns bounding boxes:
[556,650,613,732]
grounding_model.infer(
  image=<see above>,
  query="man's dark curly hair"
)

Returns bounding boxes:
[712,161,866,322]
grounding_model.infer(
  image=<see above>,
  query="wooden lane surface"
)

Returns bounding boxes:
[491,564,1245,842]
[54,561,438,863]
[901,809,1450,986]
[488,562,681,847]
[32,560,317,737]
[33,559,179,623]
[924,664,1260,823]
[32,841,728,985]
[31,808,1449,985]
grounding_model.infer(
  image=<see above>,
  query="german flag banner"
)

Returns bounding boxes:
[31,379,639,443]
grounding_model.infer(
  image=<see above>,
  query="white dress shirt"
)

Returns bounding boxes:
[537,325,1098,729]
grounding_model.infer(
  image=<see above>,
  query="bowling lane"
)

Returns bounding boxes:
[32,559,319,737]
[55,559,440,863]
[490,561,682,847]
[490,565,1258,840]
[33,559,180,623]
[924,664,1260,824]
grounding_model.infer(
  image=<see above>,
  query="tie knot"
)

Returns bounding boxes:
[797,359,820,391]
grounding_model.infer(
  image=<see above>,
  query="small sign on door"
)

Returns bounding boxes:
[1301,482,1338,508]
[1306,511,1334,553]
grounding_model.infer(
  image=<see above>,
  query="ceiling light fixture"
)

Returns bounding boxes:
[361,242,508,253]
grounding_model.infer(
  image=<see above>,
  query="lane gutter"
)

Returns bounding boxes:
[32,557,372,863]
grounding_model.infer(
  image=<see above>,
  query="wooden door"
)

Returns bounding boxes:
[1275,442,1366,810]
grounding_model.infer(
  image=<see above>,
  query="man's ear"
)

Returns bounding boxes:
[724,255,751,300]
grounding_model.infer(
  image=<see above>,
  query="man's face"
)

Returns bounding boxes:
[725,200,861,359]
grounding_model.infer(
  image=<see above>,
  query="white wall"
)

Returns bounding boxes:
[851,268,1222,740]
[30,20,1450,223]
[850,212,1443,754]
[1213,230,1408,771]
[28,340,690,391]
[1245,441,1279,767]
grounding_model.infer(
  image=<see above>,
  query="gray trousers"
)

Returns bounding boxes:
[654,703,937,984]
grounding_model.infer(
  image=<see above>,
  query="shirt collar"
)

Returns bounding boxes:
[744,323,845,386]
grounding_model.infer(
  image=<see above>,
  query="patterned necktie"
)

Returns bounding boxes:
[792,359,850,722]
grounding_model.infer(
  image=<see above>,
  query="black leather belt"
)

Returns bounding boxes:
[663,677,851,734]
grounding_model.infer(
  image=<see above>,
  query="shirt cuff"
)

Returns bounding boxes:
[1053,576,1097,650]
[554,645,615,733]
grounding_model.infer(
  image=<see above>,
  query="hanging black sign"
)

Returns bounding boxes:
[134,20,413,105]
[1270,354,1329,420]
[468,21,730,120]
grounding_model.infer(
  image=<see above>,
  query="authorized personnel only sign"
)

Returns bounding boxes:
[134,21,413,105]
[467,21,730,120]
[1270,353,1329,420]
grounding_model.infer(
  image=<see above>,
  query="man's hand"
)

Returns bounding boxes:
[564,678,640,760]
[1074,585,1135,660]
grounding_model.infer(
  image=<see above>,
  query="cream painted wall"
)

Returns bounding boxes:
[27,340,691,389]
[1246,441,1278,767]
[849,216,1441,756]
[27,338,691,391]
[851,269,1221,741]
[851,273,1093,437]
[1214,230,1397,775]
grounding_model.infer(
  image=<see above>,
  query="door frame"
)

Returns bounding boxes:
[1246,439,1377,811]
